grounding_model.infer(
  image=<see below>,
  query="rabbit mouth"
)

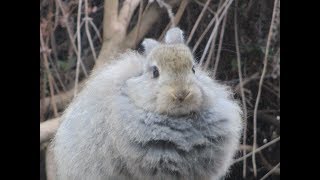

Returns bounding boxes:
[155,88,203,116]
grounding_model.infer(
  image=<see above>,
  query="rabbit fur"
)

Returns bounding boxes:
[52,27,243,180]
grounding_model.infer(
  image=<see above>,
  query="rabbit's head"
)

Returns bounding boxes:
[126,27,203,116]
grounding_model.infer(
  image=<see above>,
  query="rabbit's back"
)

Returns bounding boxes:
[52,51,145,180]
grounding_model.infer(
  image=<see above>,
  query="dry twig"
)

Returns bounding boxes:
[193,0,215,15]
[212,11,227,77]
[40,117,60,144]
[134,0,144,45]
[260,163,280,180]
[234,0,248,177]
[187,0,212,44]
[84,0,97,61]
[191,0,230,53]
[56,0,88,77]
[252,0,279,176]
[40,26,59,118]
[199,0,233,66]
[233,136,280,164]
[158,0,189,41]
[74,0,83,97]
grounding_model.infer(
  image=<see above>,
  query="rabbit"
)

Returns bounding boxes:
[52,27,243,180]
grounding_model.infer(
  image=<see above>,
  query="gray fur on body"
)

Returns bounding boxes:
[52,28,242,180]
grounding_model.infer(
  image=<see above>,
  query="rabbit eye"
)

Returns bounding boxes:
[192,66,195,74]
[152,66,159,78]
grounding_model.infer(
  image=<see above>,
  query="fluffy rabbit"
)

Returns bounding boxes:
[52,27,242,180]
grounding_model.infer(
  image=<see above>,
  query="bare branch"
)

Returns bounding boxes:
[260,163,280,180]
[234,0,248,177]
[40,26,58,118]
[40,88,74,114]
[187,0,212,44]
[238,144,280,175]
[134,0,144,45]
[40,118,60,144]
[199,0,233,66]
[252,0,280,176]
[191,0,230,53]
[232,136,280,164]
[103,0,119,43]
[158,0,190,41]
[95,0,142,68]
[193,0,215,14]
[56,0,88,77]
[212,11,227,77]
[155,0,175,27]
[89,20,102,43]
[258,151,280,175]
[84,0,97,61]
[74,0,83,97]
[203,27,217,70]
[122,0,181,49]
[118,0,141,29]
[234,72,259,92]
[203,0,224,71]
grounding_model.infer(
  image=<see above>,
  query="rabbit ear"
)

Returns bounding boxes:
[165,27,185,44]
[142,38,160,55]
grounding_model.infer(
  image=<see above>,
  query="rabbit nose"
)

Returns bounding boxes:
[175,91,190,102]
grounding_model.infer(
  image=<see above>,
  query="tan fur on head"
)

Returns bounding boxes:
[148,44,193,75]
[129,30,204,116]
[145,43,203,115]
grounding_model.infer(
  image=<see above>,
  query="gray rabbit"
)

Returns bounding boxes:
[52,27,243,180]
